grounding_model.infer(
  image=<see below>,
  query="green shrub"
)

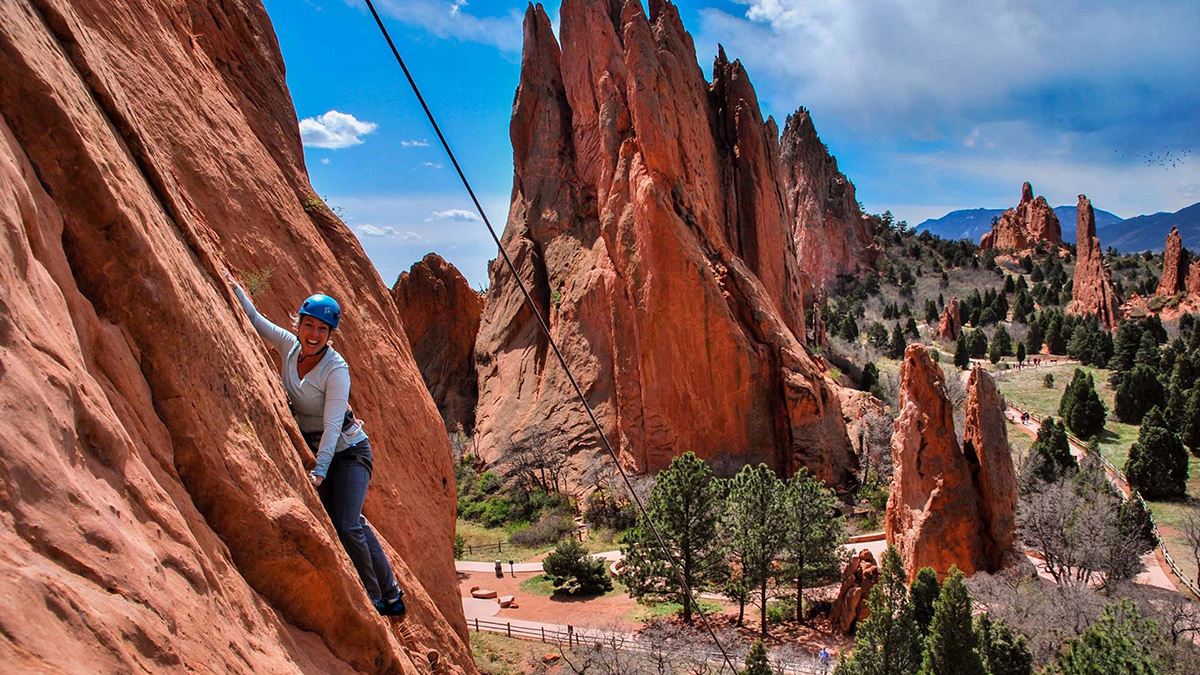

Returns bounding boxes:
[509,515,574,547]
[543,539,611,596]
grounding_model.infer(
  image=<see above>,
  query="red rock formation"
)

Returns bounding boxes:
[393,253,483,433]
[885,348,1016,579]
[938,297,962,341]
[474,1,855,485]
[830,549,879,634]
[1189,261,1200,298]
[780,108,878,292]
[0,1,470,672]
[979,182,1064,251]
[813,302,829,348]
[1067,195,1121,331]
[1156,227,1189,297]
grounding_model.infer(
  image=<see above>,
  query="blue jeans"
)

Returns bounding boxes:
[316,442,399,603]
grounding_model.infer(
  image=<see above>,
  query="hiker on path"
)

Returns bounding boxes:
[226,272,406,617]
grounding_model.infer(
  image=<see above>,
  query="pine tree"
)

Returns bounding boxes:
[1016,342,1027,365]
[542,538,612,596]
[955,337,971,370]
[1125,407,1189,500]
[842,314,860,341]
[1060,370,1106,439]
[781,469,845,623]
[910,567,940,637]
[905,316,920,339]
[967,328,988,358]
[989,326,1012,363]
[1025,319,1045,356]
[621,452,724,624]
[888,324,907,359]
[1047,601,1162,675]
[727,464,787,637]
[743,640,772,675]
[1046,316,1066,354]
[834,547,921,675]
[1183,386,1200,454]
[1110,321,1144,373]
[975,614,1033,675]
[918,568,984,675]
[1114,365,1166,425]
[1027,418,1076,485]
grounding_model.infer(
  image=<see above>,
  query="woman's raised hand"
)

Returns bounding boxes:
[223,270,239,290]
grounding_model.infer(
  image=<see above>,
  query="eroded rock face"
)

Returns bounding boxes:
[979,182,1064,251]
[938,297,962,341]
[1189,261,1200,298]
[393,253,483,433]
[780,108,878,293]
[885,347,1016,578]
[0,1,470,672]
[1156,227,1189,297]
[830,549,879,634]
[474,0,855,485]
[1067,195,1121,331]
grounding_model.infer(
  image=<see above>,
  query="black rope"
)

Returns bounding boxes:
[360,1,738,670]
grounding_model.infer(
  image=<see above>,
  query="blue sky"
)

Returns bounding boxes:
[264,0,1200,289]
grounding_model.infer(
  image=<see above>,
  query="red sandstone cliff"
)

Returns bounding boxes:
[980,182,1064,252]
[780,108,878,293]
[0,1,471,672]
[474,0,855,485]
[1067,195,1120,331]
[393,253,483,434]
[885,348,1016,579]
[937,297,962,341]
[1156,226,1190,297]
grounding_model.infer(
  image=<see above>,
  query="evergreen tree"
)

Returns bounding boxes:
[861,362,879,391]
[1183,386,1200,454]
[1125,407,1189,500]
[1027,418,1076,485]
[781,469,845,623]
[727,464,787,637]
[955,337,971,370]
[841,314,860,341]
[975,614,1033,675]
[622,452,724,624]
[1025,319,1045,356]
[1114,365,1166,425]
[1047,601,1162,675]
[967,329,989,358]
[1110,321,1144,373]
[869,322,890,349]
[888,324,907,359]
[905,316,920,339]
[910,567,940,637]
[924,299,940,325]
[1134,330,1161,369]
[834,547,921,675]
[743,640,772,675]
[1046,316,1066,354]
[1016,342,1027,365]
[1060,370,1106,439]
[542,538,612,596]
[918,568,984,675]
[989,326,1013,363]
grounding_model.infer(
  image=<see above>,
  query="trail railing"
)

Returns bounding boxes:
[1007,403,1200,600]
[468,618,830,674]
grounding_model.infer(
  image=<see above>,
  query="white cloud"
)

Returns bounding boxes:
[400,139,431,147]
[355,224,422,240]
[425,208,480,222]
[421,161,444,170]
[320,158,330,164]
[299,110,378,149]
[365,0,523,53]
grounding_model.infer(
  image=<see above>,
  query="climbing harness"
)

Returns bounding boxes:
[359,2,738,670]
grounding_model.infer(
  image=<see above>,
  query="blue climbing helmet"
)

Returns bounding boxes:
[298,294,341,330]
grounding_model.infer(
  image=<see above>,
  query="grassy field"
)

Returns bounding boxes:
[456,519,628,562]
[995,361,1200,589]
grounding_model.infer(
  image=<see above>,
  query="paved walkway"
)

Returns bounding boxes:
[455,550,622,574]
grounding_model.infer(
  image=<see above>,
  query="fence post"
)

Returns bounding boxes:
[474,618,479,632]
[541,626,545,642]
[507,621,512,638]
[498,541,503,554]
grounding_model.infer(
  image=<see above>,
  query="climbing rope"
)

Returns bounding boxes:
[360,1,738,670]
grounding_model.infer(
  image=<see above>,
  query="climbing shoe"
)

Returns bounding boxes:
[375,592,406,617]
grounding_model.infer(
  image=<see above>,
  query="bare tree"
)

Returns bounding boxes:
[1183,514,1200,590]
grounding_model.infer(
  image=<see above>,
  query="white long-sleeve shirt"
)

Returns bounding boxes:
[234,285,367,476]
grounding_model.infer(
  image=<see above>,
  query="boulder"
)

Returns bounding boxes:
[1067,195,1120,331]
[979,182,1064,251]
[885,347,1017,579]
[473,1,855,485]
[393,253,484,433]
[938,297,962,341]
[780,107,878,293]
[0,0,471,672]
[830,550,879,634]
[1156,226,1189,297]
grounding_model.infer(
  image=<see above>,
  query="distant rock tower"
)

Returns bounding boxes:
[979,181,1065,251]
[1067,195,1120,331]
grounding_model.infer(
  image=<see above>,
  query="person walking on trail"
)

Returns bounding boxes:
[226,272,406,617]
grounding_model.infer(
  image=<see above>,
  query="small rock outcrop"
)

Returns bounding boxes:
[0,0,471,671]
[1156,227,1190,297]
[1067,195,1121,331]
[886,347,1017,579]
[393,253,484,433]
[937,297,962,341]
[979,182,1064,251]
[831,549,879,634]
[812,302,829,348]
[474,1,855,485]
[1189,261,1200,298]
[780,108,878,292]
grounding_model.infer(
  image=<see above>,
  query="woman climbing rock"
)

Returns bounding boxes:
[226,272,406,617]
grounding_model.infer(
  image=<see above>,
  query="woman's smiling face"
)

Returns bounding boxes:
[297,315,332,356]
